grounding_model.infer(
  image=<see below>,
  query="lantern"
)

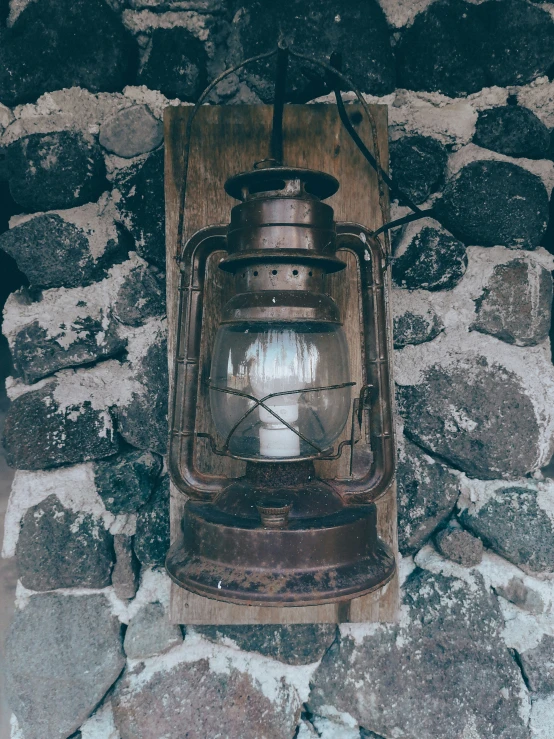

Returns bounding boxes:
[166,49,397,608]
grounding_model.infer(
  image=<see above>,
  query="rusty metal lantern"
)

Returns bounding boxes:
[166,48,397,607]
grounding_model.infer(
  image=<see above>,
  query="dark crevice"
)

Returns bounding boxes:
[510,647,532,693]
[402,429,468,477]
[300,703,322,737]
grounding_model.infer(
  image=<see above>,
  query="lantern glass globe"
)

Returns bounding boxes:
[209,321,351,460]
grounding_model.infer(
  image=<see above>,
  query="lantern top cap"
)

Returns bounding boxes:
[225,166,339,202]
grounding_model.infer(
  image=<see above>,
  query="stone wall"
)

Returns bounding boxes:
[1,0,554,737]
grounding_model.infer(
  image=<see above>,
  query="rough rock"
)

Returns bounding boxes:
[229,0,395,102]
[113,260,166,326]
[392,222,467,291]
[494,576,545,615]
[113,148,165,268]
[7,594,124,739]
[94,449,162,515]
[458,482,554,573]
[3,383,119,470]
[434,521,483,567]
[99,105,163,158]
[124,603,182,659]
[471,258,552,346]
[116,332,168,454]
[397,354,546,479]
[474,105,551,159]
[396,438,460,555]
[0,0,137,107]
[475,0,554,88]
[519,634,554,694]
[396,0,488,97]
[6,131,108,212]
[437,160,550,250]
[308,569,529,739]
[7,290,125,384]
[137,28,208,102]
[397,0,554,96]
[392,289,443,348]
[389,135,448,205]
[112,639,302,739]
[195,624,337,665]
[15,494,114,591]
[133,475,170,567]
[0,210,130,290]
[112,534,140,601]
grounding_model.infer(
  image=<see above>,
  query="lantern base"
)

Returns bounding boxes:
[166,475,396,607]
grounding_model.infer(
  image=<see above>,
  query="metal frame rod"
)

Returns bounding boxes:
[270,43,289,165]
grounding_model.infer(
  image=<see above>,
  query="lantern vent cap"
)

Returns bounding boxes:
[225,166,339,202]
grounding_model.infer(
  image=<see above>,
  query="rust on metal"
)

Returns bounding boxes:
[167,167,396,607]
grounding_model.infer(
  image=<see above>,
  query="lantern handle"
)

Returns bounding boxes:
[168,225,230,501]
[329,223,395,504]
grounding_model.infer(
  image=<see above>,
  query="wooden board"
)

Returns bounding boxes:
[164,104,398,624]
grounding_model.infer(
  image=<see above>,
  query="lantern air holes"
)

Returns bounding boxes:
[248,178,286,195]
[253,270,258,276]
[272,269,278,275]
[309,271,313,277]
[293,269,299,276]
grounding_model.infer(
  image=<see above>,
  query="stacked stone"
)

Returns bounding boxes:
[1,1,554,738]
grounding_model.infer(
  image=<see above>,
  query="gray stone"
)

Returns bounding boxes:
[396,0,488,96]
[459,485,554,573]
[434,522,483,567]
[230,0,395,102]
[99,105,163,158]
[133,475,170,567]
[472,258,552,346]
[94,449,162,515]
[15,494,114,591]
[6,593,125,739]
[112,535,140,601]
[475,0,554,88]
[308,569,529,739]
[392,224,467,291]
[195,624,337,666]
[11,302,125,384]
[117,333,168,455]
[124,603,182,659]
[3,383,119,470]
[0,213,130,289]
[113,260,166,327]
[137,27,208,102]
[437,160,550,250]
[494,576,545,615]
[0,0,137,107]
[393,290,443,348]
[474,105,551,159]
[519,634,554,694]
[112,652,301,739]
[397,0,554,96]
[113,148,165,268]
[390,135,448,205]
[6,131,107,212]
[397,438,460,555]
[397,356,543,479]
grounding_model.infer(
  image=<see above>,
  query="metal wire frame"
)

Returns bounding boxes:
[205,381,356,457]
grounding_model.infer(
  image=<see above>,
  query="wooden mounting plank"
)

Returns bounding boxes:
[164,103,398,624]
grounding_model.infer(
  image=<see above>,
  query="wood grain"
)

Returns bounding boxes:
[164,104,398,624]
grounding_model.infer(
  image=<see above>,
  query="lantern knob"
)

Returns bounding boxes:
[256,499,292,529]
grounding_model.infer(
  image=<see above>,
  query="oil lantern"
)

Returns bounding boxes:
[167,163,397,607]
